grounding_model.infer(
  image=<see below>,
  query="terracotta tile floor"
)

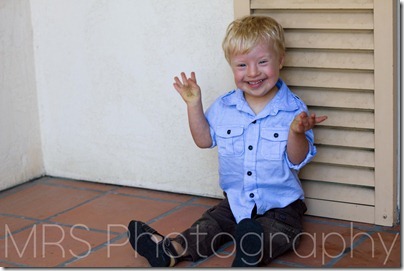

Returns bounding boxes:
[0,176,400,268]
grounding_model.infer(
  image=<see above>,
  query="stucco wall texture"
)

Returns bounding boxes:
[1,0,235,198]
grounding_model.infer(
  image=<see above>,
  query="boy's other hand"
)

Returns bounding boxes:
[290,112,327,134]
[173,72,201,106]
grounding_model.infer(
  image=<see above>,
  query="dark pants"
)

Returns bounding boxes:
[172,197,307,265]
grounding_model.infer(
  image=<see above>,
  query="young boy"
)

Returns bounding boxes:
[128,15,327,267]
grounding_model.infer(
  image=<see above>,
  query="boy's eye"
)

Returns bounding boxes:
[259,60,268,64]
[237,63,246,67]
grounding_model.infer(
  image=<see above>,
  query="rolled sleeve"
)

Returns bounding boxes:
[209,126,217,149]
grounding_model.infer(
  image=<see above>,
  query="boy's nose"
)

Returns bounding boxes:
[247,65,260,77]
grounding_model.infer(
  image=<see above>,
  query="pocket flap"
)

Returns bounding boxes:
[216,126,244,138]
[261,128,289,141]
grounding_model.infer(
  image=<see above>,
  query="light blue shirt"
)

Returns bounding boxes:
[205,79,316,223]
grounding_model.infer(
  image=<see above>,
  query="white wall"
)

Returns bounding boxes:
[30,0,235,197]
[0,0,45,191]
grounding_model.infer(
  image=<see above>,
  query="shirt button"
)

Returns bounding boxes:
[274,133,279,138]
[247,171,252,176]
[249,193,255,198]
[252,120,257,124]
[248,145,253,150]
[227,130,231,135]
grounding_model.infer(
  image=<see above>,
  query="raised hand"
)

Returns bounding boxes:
[290,112,328,134]
[172,71,212,148]
[287,112,327,165]
[173,72,201,106]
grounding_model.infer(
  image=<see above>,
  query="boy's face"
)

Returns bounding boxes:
[229,41,284,102]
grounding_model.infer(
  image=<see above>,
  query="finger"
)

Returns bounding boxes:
[315,115,328,124]
[294,112,305,125]
[308,116,316,129]
[173,82,184,94]
[173,83,180,92]
[174,76,183,86]
[299,111,308,119]
[304,118,312,130]
[181,72,188,85]
[190,72,197,83]
[173,78,184,93]
[299,120,308,133]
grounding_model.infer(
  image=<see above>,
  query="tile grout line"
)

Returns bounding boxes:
[0,259,30,268]
[0,179,202,268]
[0,181,38,200]
[57,195,211,268]
[0,214,122,241]
[43,187,120,222]
[39,220,123,235]
[43,176,207,205]
[145,197,200,225]
[303,216,381,232]
[0,184,122,268]
[322,224,381,268]
[0,178,120,227]
[0,185,193,235]
[0,219,41,241]
[40,181,116,194]
[188,241,314,268]
[57,193,202,267]
[111,191,196,205]
[56,231,129,267]
[0,182,115,240]
[371,225,401,234]
[188,241,235,267]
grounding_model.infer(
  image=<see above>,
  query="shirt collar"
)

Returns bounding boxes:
[221,78,299,117]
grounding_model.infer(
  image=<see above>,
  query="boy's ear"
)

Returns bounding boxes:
[279,53,285,69]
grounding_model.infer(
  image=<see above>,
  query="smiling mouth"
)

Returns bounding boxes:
[248,79,264,86]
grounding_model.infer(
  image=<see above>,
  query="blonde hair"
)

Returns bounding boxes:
[222,15,285,63]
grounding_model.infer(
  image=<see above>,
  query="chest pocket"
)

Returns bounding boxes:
[216,126,245,156]
[260,128,289,160]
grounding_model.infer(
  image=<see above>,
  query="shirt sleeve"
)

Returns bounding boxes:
[208,126,216,149]
[285,129,317,170]
[204,100,218,149]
